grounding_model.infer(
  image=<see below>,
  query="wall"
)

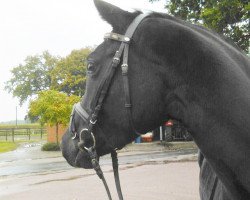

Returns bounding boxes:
[47,124,67,143]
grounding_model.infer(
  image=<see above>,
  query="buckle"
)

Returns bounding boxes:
[121,64,128,75]
[113,57,120,66]
[90,118,97,124]
[112,51,121,66]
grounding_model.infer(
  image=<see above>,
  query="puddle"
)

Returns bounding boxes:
[23,143,42,148]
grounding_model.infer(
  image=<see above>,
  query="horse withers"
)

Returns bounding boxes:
[61,0,250,199]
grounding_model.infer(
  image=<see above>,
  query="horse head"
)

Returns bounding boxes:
[61,0,174,168]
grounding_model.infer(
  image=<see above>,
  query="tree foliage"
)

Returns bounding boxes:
[5,47,92,105]
[150,0,249,52]
[28,90,80,143]
[28,90,80,126]
[5,51,59,105]
[50,48,92,96]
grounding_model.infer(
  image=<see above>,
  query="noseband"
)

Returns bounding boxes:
[69,13,149,200]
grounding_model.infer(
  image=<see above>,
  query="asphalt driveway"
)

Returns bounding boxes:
[0,142,199,200]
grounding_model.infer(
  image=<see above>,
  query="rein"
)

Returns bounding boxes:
[70,13,149,200]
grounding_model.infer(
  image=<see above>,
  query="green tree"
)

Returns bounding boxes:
[5,47,92,105]
[50,48,92,96]
[28,90,80,144]
[150,0,249,52]
[5,51,59,105]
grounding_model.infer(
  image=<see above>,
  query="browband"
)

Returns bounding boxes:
[104,33,130,43]
[104,13,150,43]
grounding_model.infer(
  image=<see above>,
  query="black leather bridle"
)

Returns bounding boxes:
[69,13,149,200]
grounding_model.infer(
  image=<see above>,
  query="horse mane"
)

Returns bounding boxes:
[148,12,244,53]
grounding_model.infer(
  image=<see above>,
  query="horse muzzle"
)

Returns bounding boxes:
[61,128,97,169]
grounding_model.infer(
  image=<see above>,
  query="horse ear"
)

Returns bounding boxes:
[93,0,134,32]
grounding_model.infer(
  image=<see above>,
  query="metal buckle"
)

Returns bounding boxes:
[90,118,97,124]
[121,64,128,75]
[112,51,121,66]
[113,57,120,66]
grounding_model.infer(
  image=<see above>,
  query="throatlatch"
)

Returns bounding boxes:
[70,13,150,200]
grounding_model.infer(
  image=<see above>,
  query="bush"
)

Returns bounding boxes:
[41,142,61,151]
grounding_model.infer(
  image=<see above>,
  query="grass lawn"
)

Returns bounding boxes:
[0,141,19,153]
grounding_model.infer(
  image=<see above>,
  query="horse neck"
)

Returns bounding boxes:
[161,23,250,198]
[182,87,250,199]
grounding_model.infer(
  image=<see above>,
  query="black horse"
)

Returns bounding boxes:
[61,0,250,199]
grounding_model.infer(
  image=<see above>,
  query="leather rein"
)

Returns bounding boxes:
[70,13,149,200]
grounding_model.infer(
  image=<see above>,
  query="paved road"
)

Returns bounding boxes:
[0,142,199,200]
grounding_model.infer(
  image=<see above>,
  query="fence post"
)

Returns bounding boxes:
[12,128,14,142]
[28,128,31,140]
[40,127,43,139]
[5,131,8,141]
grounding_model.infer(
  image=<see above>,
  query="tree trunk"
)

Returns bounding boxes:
[56,123,59,145]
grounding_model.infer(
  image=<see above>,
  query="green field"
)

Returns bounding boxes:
[0,123,47,143]
[0,123,42,129]
[0,141,19,153]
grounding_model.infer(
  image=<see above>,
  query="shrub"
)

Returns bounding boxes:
[41,142,61,151]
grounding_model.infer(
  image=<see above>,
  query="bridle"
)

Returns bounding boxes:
[69,13,149,200]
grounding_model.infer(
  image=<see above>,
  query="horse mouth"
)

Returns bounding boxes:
[62,146,95,169]
[74,150,98,169]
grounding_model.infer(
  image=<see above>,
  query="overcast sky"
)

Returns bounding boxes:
[0,0,166,122]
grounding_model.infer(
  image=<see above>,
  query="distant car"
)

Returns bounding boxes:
[164,120,192,141]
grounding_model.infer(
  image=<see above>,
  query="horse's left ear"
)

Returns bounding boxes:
[93,0,135,32]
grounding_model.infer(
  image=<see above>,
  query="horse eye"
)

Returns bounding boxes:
[87,63,96,73]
